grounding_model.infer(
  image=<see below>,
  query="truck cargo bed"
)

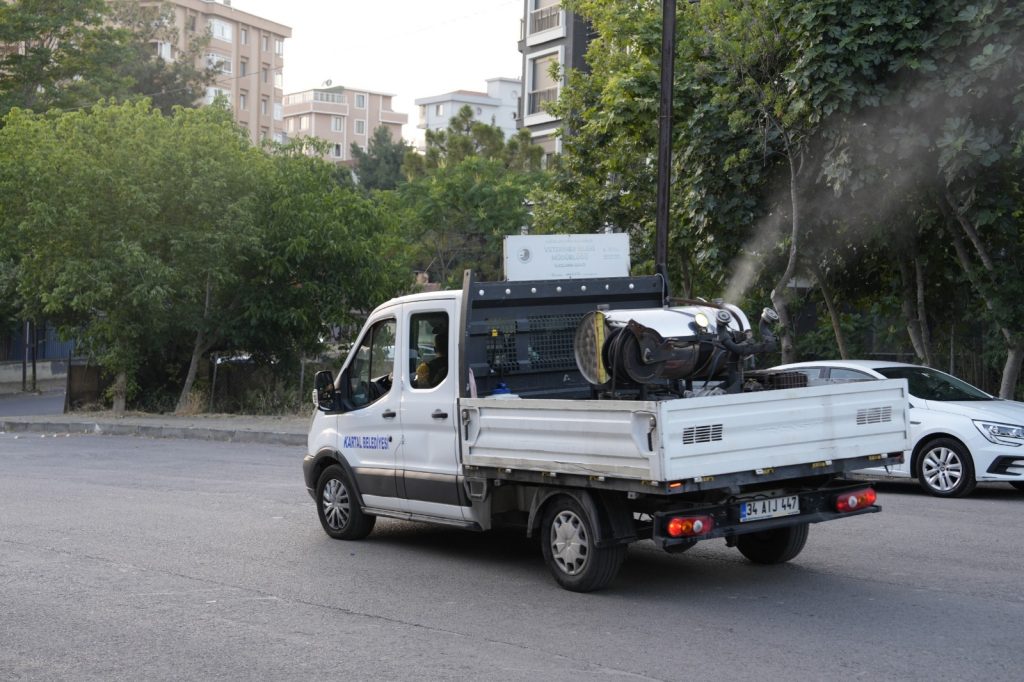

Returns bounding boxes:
[460,380,909,485]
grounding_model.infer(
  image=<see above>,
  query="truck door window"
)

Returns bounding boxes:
[410,311,449,390]
[348,318,396,408]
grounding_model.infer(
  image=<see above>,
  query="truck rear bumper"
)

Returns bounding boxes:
[652,481,879,551]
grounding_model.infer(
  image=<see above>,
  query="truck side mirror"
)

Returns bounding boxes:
[313,370,337,412]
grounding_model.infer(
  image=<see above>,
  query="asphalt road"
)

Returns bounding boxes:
[1,434,1022,681]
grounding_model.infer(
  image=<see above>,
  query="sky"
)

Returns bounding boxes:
[235,0,525,143]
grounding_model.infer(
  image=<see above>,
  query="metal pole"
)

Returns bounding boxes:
[654,0,676,301]
[21,320,28,392]
[30,320,37,392]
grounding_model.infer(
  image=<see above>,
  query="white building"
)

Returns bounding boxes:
[415,77,521,141]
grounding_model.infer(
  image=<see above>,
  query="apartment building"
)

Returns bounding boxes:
[147,0,291,143]
[416,77,521,141]
[518,0,592,158]
[282,85,409,164]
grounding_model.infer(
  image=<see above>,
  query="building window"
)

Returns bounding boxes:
[204,87,229,105]
[355,93,366,108]
[529,0,561,35]
[261,98,268,116]
[155,42,172,61]
[240,60,247,76]
[206,52,231,74]
[274,72,283,89]
[476,106,482,116]
[275,39,284,55]
[435,104,444,117]
[262,67,269,83]
[355,120,366,135]
[209,19,233,42]
[262,35,269,51]
[240,27,248,45]
[261,127,269,140]
[287,118,295,132]
[299,115,309,130]
[332,116,344,132]
[187,14,196,32]
[273,102,282,121]
[331,144,343,158]
[239,93,247,110]
[528,53,559,115]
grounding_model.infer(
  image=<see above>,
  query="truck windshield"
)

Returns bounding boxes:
[876,366,992,402]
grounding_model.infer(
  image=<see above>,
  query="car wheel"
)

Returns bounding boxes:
[916,438,977,498]
[315,464,376,540]
[736,523,809,564]
[540,495,626,592]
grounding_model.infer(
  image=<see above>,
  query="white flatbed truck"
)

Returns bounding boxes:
[304,272,910,591]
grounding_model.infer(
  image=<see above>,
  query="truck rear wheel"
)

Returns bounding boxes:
[316,465,375,540]
[736,523,809,564]
[540,495,626,592]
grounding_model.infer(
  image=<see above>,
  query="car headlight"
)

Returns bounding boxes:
[973,420,1024,446]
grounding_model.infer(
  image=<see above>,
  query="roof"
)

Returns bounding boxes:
[772,360,921,371]
[414,91,497,106]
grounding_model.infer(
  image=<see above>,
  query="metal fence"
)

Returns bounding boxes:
[3,322,76,362]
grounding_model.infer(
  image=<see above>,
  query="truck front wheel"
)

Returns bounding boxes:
[540,495,626,592]
[316,465,376,540]
[736,523,809,564]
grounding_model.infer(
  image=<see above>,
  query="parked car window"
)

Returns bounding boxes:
[876,366,992,402]
[826,368,874,383]
[788,367,826,386]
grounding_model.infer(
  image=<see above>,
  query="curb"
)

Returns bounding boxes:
[0,419,305,446]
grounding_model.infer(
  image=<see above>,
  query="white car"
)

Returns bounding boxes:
[770,360,1024,498]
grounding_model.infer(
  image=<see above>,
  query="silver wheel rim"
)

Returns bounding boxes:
[550,510,589,576]
[321,478,350,530]
[922,447,963,493]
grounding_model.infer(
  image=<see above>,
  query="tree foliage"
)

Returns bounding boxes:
[545,0,1024,396]
[398,106,546,285]
[0,0,213,119]
[350,125,412,191]
[0,100,402,412]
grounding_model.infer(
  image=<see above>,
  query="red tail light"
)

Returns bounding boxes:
[666,515,715,538]
[834,488,877,513]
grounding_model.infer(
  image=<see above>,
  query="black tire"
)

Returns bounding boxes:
[1010,482,1024,492]
[540,495,626,592]
[916,437,977,498]
[315,464,375,540]
[736,523,809,564]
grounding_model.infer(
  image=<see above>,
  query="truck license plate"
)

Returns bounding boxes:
[740,495,800,523]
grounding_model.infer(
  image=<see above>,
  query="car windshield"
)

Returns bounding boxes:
[876,366,992,401]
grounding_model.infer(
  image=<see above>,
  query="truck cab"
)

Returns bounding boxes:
[308,290,474,527]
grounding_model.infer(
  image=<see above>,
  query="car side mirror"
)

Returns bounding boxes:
[313,370,337,412]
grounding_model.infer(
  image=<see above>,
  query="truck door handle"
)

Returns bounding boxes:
[432,410,449,420]
[382,409,397,419]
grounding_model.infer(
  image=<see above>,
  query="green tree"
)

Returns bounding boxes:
[0,0,213,119]
[0,100,188,412]
[399,107,545,285]
[0,100,403,413]
[106,0,217,114]
[351,125,412,190]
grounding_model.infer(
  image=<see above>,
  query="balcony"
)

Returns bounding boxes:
[527,87,558,115]
[530,5,561,34]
